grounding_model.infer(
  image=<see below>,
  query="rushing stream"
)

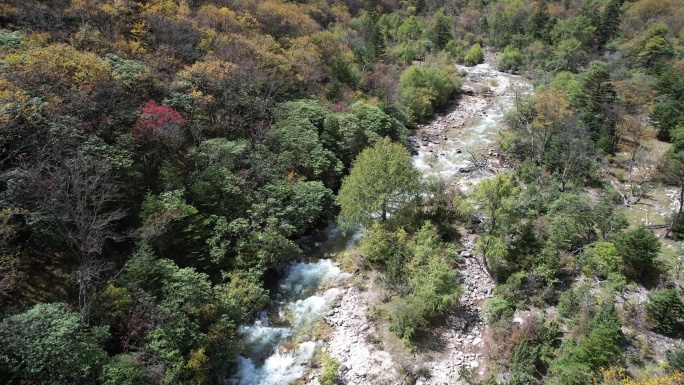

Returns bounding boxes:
[413,65,534,181]
[230,63,533,385]
[230,227,358,385]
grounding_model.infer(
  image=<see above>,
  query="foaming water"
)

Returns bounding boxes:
[231,260,351,385]
[234,341,317,385]
[412,66,533,182]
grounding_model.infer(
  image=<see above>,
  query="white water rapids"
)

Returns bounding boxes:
[230,235,355,385]
[230,62,533,385]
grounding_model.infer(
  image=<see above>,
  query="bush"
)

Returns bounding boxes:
[463,43,484,66]
[400,65,459,122]
[498,45,524,71]
[612,226,660,282]
[101,354,149,385]
[319,355,340,385]
[580,241,622,279]
[557,284,594,319]
[667,345,684,372]
[646,289,684,335]
[482,297,515,323]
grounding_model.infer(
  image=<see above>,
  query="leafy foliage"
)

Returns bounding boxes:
[0,303,109,384]
[399,65,459,122]
[612,226,660,282]
[337,137,420,229]
[646,289,684,335]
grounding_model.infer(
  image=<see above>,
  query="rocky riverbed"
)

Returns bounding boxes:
[301,60,533,385]
[303,236,495,385]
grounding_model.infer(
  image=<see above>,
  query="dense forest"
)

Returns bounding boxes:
[1,0,684,384]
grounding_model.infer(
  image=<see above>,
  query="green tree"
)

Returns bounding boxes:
[0,303,109,385]
[550,16,596,50]
[638,35,673,70]
[548,194,596,251]
[397,16,423,43]
[428,10,453,50]
[646,289,684,335]
[390,257,461,341]
[267,117,343,186]
[337,137,420,229]
[612,225,660,282]
[470,172,519,234]
[579,62,618,153]
[659,128,684,237]
[117,250,252,383]
[550,303,622,383]
[482,297,515,323]
[101,354,150,385]
[595,0,624,49]
[652,62,684,141]
[529,0,551,40]
[350,101,407,145]
[498,45,524,71]
[360,225,408,269]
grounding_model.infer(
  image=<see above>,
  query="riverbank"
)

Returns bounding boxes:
[301,61,533,384]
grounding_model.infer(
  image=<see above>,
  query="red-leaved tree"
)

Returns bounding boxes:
[133,100,187,146]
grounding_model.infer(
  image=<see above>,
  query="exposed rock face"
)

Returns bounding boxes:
[302,278,399,385]
[324,283,398,384]
[305,241,496,385]
[415,240,495,385]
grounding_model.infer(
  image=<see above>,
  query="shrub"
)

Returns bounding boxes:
[399,65,459,122]
[498,45,524,71]
[0,30,22,52]
[557,284,594,319]
[463,43,484,66]
[612,226,660,282]
[482,297,515,323]
[580,241,622,279]
[319,355,340,385]
[646,289,684,335]
[667,345,684,372]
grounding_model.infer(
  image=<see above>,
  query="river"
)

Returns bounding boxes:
[230,62,533,385]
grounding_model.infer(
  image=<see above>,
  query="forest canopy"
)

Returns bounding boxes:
[1,0,684,384]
